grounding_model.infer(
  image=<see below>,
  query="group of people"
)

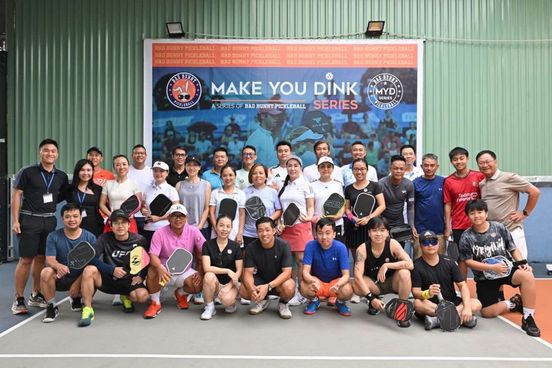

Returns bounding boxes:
[10,137,542,337]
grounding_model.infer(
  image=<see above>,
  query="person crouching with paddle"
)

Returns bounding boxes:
[412,230,481,331]
[459,199,540,337]
[353,217,414,327]
[200,215,243,320]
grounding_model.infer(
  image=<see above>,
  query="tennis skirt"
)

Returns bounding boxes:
[344,220,368,249]
[281,222,313,252]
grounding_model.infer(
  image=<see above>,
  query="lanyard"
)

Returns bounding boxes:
[77,191,87,205]
[40,170,56,193]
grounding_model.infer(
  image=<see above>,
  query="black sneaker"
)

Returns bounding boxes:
[397,320,411,328]
[42,303,59,323]
[11,296,29,315]
[367,304,380,315]
[509,293,523,314]
[28,291,47,308]
[521,315,541,337]
[70,297,83,312]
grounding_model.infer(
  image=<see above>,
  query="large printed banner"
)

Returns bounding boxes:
[144,40,423,177]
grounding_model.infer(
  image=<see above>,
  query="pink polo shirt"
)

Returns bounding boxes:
[149,224,205,265]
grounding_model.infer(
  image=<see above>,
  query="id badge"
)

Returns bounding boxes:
[43,193,53,203]
[81,209,87,218]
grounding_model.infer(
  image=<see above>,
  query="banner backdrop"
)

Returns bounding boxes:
[144,40,423,177]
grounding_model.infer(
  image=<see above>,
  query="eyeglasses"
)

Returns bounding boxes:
[242,153,255,157]
[353,167,367,172]
[174,153,186,157]
[421,238,439,246]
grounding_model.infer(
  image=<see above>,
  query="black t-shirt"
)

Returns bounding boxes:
[363,238,397,280]
[244,237,292,283]
[411,255,464,303]
[15,164,69,213]
[345,181,382,219]
[95,232,148,278]
[167,166,188,187]
[202,238,243,284]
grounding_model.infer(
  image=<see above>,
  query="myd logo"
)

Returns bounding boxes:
[367,73,404,110]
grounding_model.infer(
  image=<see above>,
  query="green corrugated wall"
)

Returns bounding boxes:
[7,0,552,175]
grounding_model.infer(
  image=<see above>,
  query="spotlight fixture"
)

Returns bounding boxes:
[365,21,385,37]
[166,22,185,38]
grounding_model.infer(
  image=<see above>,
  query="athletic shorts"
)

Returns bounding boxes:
[18,214,56,258]
[99,273,146,295]
[510,227,528,259]
[164,268,198,288]
[55,273,81,292]
[476,266,520,308]
[315,278,340,298]
[254,275,279,296]
[362,273,395,295]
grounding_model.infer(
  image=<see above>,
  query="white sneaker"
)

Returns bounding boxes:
[278,302,292,319]
[112,294,122,306]
[350,294,361,304]
[240,298,251,305]
[200,304,216,320]
[249,300,271,315]
[288,291,307,306]
[225,303,237,313]
[194,292,204,305]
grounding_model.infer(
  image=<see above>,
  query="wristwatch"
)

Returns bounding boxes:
[523,210,529,217]
[267,283,273,292]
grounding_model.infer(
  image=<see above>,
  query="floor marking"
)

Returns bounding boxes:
[0,297,69,339]
[498,315,552,351]
[0,354,551,361]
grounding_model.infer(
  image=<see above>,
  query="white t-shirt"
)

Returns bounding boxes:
[279,176,314,225]
[143,181,179,231]
[236,168,250,191]
[209,187,246,240]
[311,179,344,227]
[268,165,288,191]
[102,179,141,211]
[128,166,153,218]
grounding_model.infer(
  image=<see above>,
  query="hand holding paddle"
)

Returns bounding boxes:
[60,241,96,278]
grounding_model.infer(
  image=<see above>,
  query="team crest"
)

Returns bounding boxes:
[166,72,202,109]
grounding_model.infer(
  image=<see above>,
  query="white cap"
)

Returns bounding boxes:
[317,156,334,166]
[152,161,169,171]
[168,204,187,216]
[286,155,303,167]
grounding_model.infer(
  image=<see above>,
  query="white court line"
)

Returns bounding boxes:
[498,315,552,351]
[0,297,69,339]
[0,354,551,361]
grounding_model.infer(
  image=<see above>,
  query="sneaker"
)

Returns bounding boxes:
[278,302,292,319]
[336,301,352,316]
[225,303,238,313]
[11,296,28,315]
[78,306,94,327]
[240,298,251,305]
[120,295,134,313]
[424,315,440,330]
[70,297,83,312]
[397,320,411,328]
[463,316,478,329]
[327,296,337,306]
[350,294,361,304]
[193,292,204,305]
[304,298,321,315]
[112,294,122,306]
[522,315,541,337]
[42,303,59,323]
[28,292,47,308]
[288,291,307,306]
[367,301,380,315]
[249,299,271,315]
[509,293,523,314]
[214,298,222,305]
[200,304,216,320]
[174,290,189,309]
[143,301,161,319]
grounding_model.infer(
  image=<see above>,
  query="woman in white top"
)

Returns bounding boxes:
[99,154,142,233]
[141,161,179,245]
[209,165,246,244]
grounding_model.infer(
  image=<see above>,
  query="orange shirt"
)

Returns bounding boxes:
[93,168,115,187]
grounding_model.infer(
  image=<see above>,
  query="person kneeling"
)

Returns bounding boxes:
[301,218,353,316]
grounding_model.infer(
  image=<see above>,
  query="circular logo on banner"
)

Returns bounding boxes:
[166,72,202,109]
[366,73,404,110]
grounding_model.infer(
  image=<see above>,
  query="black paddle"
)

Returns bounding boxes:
[218,198,238,221]
[66,241,96,270]
[120,194,141,217]
[245,196,266,221]
[352,193,376,218]
[435,292,461,332]
[160,248,193,286]
[149,194,173,217]
[283,203,300,226]
[384,298,414,322]
[323,193,345,217]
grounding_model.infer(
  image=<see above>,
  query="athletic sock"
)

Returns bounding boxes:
[47,298,55,305]
[502,300,513,310]
[523,308,535,319]
[337,299,344,303]
[206,302,214,307]
[150,292,161,303]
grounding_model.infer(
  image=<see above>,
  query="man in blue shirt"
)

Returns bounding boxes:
[300,218,353,316]
[413,153,446,258]
[40,203,97,323]
[201,147,228,190]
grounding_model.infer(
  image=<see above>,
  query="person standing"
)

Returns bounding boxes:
[11,138,69,315]
[342,141,378,187]
[236,145,257,190]
[268,140,292,191]
[202,147,229,190]
[302,140,343,184]
[167,146,188,187]
[86,146,114,187]
[67,159,103,237]
[128,144,154,235]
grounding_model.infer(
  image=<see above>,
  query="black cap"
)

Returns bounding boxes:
[419,230,438,240]
[87,146,103,156]
[185,156,201,165]
[110,209,129,222]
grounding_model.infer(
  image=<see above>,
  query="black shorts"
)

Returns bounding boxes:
[476,267,520,308]
[254,275,279,296]
[18,214,57,258]
[452,229,466,245]
[99,273,146,295]
[56,273,81,292]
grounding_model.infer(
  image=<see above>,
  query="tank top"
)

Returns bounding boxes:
[363,237,397,279]
[178,179,208,228]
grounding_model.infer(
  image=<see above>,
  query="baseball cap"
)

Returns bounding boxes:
[419,230,438,240]
[152,161,169,171]
[185,156,201,165]
[168,204,188,216]
[87,146,103,156]
[317,156,334,166]
[286,155,303,167]
[110,209,129,222]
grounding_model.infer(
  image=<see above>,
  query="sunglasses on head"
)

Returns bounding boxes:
[421,238,439,246]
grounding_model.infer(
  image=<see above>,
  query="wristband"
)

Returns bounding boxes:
[421,289,430,300]
[365,292,375,302]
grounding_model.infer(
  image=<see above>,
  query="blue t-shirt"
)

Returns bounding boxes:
[45,228,97,266]
[243,185,282,237]
[303,239,349,282]
[202,170,223,190]
[413,175,445,234]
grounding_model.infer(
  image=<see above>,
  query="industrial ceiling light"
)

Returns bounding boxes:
[365,21,385,37]
[166,22,185,38]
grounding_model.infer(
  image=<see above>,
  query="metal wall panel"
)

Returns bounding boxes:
[7,0,552,175]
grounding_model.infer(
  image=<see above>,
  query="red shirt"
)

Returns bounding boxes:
[93,168,115,187]
[443,170,484,230]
